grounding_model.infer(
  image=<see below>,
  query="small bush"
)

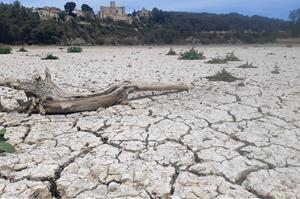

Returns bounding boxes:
[206,57,227,64]
[67,46,83,53]
[225,52,241,61]
[42,54,59,60]
[0,128,15,153]
[0,46,12,54]
[179,48,205,60]
[271,65,280,74]
[18,47,28,52]
[205,69,241,82]
[166,48,177,55]
[286,44,293,48]
[237,62,257,69]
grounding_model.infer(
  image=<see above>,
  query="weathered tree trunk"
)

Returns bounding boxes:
[0,69,191,114]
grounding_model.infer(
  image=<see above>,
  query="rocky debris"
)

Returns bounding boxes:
[0,46,300,198]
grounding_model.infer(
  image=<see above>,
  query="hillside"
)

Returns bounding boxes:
[0,1,296,45]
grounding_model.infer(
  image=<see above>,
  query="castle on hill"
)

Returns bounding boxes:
[99,1,131,23]
[32,1,151,23]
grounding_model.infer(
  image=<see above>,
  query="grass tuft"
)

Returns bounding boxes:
[18,47,28,52]
[179,48,205,60]
[42,54,59,60]
[271,65,280,74]
[206,57,227,64]
[225,52,241,61]
[266,52,275,56]
[206,69,241,82]
[166,48,177,55]
[67,46,83,53]
[237,62,257,69]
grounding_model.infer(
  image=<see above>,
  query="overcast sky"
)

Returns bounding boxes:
[1,0,299,20]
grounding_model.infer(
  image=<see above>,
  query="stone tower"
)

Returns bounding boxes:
[110,1,116,8]
[99,1,131,23]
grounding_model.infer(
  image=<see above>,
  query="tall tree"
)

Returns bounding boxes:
[289,8,300,24]
[289,8,300,36]
[64,2,76,15]
[81,4,93,13]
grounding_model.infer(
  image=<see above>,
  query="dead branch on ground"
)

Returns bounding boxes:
[0,69,191,114]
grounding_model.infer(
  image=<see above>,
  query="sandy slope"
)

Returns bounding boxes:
[0,45,299,198]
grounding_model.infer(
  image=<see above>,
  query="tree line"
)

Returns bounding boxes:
[0,1,299,45]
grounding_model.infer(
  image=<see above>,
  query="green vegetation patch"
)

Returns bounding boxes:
[0,128,15,153]
[0,46,12,54]
[166,48,177,55]
[206,69,241,82]
[206,57,227,64]
[225,52,241,61]
[67,46,83,53]
[42,54,59,60]
[179,48,206,60]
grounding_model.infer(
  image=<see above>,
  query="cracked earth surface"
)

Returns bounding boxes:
[0,45,299,199]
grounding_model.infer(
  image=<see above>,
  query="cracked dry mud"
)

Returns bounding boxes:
[0,45,299,199]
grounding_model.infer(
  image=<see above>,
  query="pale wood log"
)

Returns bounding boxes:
[0,69,191,114]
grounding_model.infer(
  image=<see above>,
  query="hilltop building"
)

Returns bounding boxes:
[99,1,132,23]
[32,7,61,20]
[137,8,151,18]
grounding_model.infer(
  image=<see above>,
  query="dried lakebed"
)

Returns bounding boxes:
[0,46,299,198]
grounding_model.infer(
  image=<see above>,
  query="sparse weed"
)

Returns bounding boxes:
[166,48,177,55]
[0,46,12,54]
[266,52,275,56]
[237,62,257,69]
[237,82,246,87]
[179,48,205,60]
[67,46,83,53]
[225,52,241,61]
[271,65,280,74]
[42,54,59,60]
[18,47,28,52]
[206,57,227,64]
[206,69,241,82]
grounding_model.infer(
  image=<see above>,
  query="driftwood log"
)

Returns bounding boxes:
[0,69,191,114]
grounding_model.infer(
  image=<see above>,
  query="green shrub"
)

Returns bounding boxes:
[206,57,227,64]
[67,46,83,53]
[225,52,241,61]
[42,54,59,60]
[0,128,15,153]
[205,69,241,82]
[179,48,205,60]
[0,46,12,54]
[237,62,257,68]
[18,47,28,52]
[166,48,177,55]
